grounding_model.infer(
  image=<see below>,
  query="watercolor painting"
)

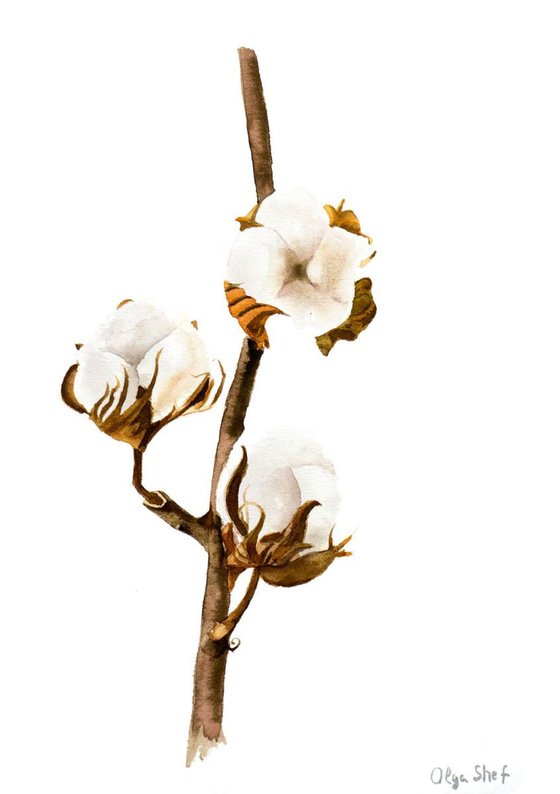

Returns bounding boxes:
[60,48,377,765]
[4,5,560,793]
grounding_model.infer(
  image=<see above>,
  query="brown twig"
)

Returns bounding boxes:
[132,448,161,503]
[133,449,209,549]
[238,47,274,203]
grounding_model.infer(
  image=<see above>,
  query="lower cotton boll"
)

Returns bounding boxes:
[219,430,341,551]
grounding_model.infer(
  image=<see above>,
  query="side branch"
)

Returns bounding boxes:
[133,449,209,549]
[238,47,274,203]
[209,569,260,640]
[209,338,263,517]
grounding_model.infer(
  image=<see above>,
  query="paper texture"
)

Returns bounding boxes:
[1,2,559,792]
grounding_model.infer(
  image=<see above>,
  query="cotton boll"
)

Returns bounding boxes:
[292,464,340,549]
[220,431,341,547]
[246,430,333,474]
[92,301,176,366]
[278,279,352,335]
[307,225,367,305]
[73,346,139,415]
[227,188,374,341]
[63,300,224,448]
[227,227,292,306]
[242,465,303,535]
[256,187,329,264]
[137,325,214,422]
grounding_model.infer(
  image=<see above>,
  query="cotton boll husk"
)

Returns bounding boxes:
[136,324,214,422]
[242,465,302,535]
[92,301,176,366]
[73,346,139,415]
[256,187,329,264]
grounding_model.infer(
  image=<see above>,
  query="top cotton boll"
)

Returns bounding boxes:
[227,188,375,340]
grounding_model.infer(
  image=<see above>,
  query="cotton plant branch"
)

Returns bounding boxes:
[132,449,209,550]
[61,45,376,769]
[127,340,264,763]
[108,48,273,765]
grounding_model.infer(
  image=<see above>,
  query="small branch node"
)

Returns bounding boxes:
[209,622,230,642]
[142,490,168,509]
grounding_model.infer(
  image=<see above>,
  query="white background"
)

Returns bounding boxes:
[1,2,559,792]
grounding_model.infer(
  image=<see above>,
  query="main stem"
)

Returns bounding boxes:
[186,524,231,765]
[186,48,274,765]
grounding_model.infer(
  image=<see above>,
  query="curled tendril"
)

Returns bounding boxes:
[228,637,241,652]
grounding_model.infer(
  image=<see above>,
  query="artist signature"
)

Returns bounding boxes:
[431,765,510,790]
